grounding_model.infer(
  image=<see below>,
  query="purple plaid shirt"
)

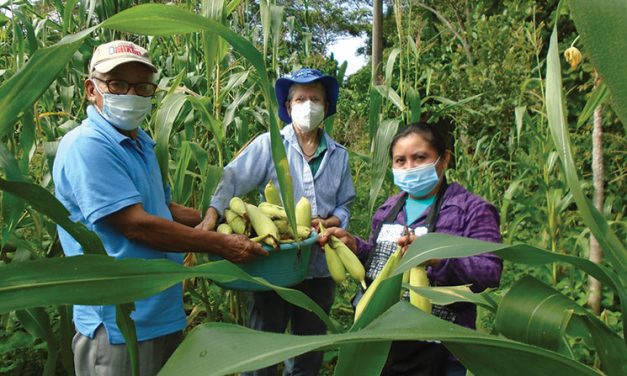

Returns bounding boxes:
[355,182,502,330]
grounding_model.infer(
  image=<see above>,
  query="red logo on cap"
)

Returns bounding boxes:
[111,45,142,56]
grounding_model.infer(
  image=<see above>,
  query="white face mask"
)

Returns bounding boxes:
[93,81,152,131]
[290,101,325,133]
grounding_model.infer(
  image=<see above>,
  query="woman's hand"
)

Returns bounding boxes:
[312,215,340,232]
[396,233,441,267]
[318,226,357,253]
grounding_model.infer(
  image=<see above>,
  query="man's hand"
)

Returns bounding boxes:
[197,207,219,232]
[220,234,269,263]
[318,226,357,253]
[311,215,341,232]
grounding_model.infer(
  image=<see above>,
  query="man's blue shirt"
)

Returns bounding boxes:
[52,105,186,344]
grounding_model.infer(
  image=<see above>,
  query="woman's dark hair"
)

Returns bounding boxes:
[389,119,454,159]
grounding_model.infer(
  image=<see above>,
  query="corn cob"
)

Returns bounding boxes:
[229,197,247,217]
[295,196,312,227]
[245,203,279,248]
[331,236,367,290]
[224,209,248,235]
[264,180,282,206]
[355,246,402,321]
[216,223,233,234]
[259,202,287,219]
[325,243,347,284]
[409,266,432,313]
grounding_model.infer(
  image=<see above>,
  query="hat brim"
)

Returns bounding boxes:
[93,57,157,74]
[275,75,339,123]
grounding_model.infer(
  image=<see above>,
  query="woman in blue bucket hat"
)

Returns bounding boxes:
[199,68,355,375]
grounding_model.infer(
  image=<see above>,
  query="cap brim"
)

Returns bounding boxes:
[93,57,157,74]
[275,75,339,123]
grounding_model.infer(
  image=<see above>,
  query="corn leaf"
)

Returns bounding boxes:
[15,307,58,376]
[368,119,399,217]
[544,18,627,339]
[160,302,600,376]
[0,26,95,140]
[154,92,188,188]
[577,82,609,128]
[570,0,627,126]
[0,255,337,333]
[496,276,627,375]
[115,303,139,376]
[406,285,498,311]
[0,178,106,255]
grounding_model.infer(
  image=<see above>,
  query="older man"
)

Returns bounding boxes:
[199,68,355,375]
[52,40,267,376]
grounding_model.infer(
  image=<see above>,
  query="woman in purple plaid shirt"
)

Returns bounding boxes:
[321,120,502,376]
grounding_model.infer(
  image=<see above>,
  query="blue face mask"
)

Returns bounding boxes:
[392,157,441,198]
[93,82,152,131]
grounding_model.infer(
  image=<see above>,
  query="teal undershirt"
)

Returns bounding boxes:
[307,133,327,176]
[405,195,436,226]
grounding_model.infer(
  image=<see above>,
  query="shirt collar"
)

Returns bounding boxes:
[281,124,335,155]
[86,105,155,148]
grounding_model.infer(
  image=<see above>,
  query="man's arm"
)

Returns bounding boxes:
[106,204,268,263]
[169,202,202,227]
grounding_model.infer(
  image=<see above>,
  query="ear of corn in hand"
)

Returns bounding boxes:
[224,209,248,235]
[330,236,367,289]
[409,266,432,313]
[216,223,233,234]
[354,246,402,321]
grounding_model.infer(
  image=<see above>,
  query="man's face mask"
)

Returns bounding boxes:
[290,100,325,133]
[93,82,152,131]
[392,157,441,198]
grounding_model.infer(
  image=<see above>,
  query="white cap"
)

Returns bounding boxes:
[89,40,157,74]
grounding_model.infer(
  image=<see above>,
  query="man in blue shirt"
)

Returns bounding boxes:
[53,40,267,376]
[199,68,355,375]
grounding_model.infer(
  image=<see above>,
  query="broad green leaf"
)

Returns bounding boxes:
[0,178,106,255]
[201,164,223,213]
[406,285,498,311]
[384,48,401,87]
[335,276,402,376]
[0,26,95,140]
[154,92,188,188]
[0,255,337,333]
[398,233,626,339]
[406,86,421,123]
[497,276,627,375]
[570,0,627,126]
[544,20,627,339]
[368,119,399,216]
[116,303,139,376]
[15,307,58,376]
[160,303,600,376]
[201,0,225,92]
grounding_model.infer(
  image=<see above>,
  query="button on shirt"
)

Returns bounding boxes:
[211,124,355,277]
[52,106,186,344]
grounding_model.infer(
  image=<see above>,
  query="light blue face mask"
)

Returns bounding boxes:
[392,157,441,198]
[93,82,152,131]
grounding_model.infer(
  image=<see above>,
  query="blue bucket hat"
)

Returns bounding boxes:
[275,68,339,123]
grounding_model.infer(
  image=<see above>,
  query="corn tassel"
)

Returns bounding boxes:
[409,266,432,313]
[355,246,402,321]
